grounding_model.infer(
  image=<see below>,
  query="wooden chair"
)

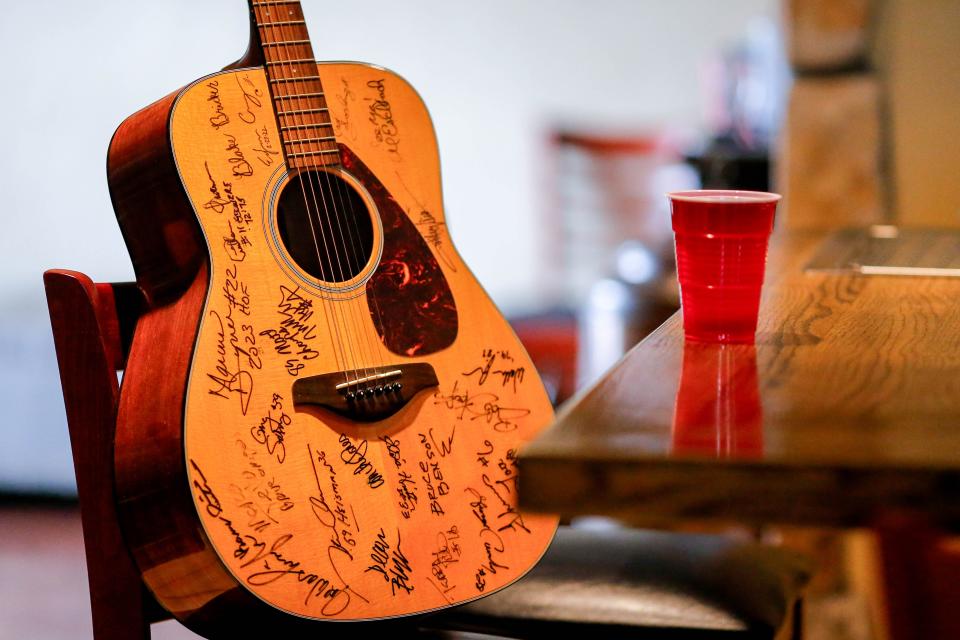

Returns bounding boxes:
[45,268,810,639]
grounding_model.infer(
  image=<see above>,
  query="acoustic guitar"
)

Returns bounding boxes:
[108,0,558,634]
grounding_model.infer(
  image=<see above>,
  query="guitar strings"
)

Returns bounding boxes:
[261,4,376,389]
[255,4,356,385]
[261,10,362,386]
[278,3,398,382]
[272,9,386,388]
[265,2,393,391]
[279,19,390,385]
[315,91,394,381]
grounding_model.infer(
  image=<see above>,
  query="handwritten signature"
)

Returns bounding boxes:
[338,434,385,489]
[462,349,525,392]
[250,393,290,463]
[427,526,461,602]
[414,209,458,271]
[202,164,254,260]
[365,527,415,596]
[334,77,357,140]
[190,459,356,615]
[483,471,530,534]
[252,125,280,167]
[206,80,229,130]
[235,73,262,125]
[223,133,253,178]
[366,79,400,159]
[206,266,260,415]
[434,380,530,433]
[259,285,319,377]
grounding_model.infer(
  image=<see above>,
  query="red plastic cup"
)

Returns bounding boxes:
[668,190,780,344]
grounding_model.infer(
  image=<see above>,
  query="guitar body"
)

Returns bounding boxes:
[110,61,558,634]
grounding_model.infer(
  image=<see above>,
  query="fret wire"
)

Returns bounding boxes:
[273,93,325,100]
[257,19,306,27]
[280,122,334,130]
[269,76,322,84]
[287,136,337,144]
[276,107,330,115]
[286,148,341,158]
[265,58,314,65]
[262,40,311,47]
[252,2,343,165]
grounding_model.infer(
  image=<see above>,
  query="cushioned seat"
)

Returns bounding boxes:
[424,525,811,638]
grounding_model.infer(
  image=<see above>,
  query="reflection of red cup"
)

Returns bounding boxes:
[668,190,780,344]
[672,342,763,457]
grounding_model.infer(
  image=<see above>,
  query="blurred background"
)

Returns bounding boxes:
[4,0,960,490]
[1,1,959,637]
[0,0,787,495]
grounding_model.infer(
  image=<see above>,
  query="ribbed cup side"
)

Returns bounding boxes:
[675,234,770,343]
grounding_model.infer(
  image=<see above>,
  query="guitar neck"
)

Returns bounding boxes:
[248,0,339,169]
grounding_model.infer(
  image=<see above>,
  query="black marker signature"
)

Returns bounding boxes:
[235,74,263,124]
[207,309,254,415]
[462,349,525,392]
[306,443,369,611]
[366,78,400,158]
[206,80,229,130]
[434,380,530,433]
[365,527,415,596]
[338,435,385,489]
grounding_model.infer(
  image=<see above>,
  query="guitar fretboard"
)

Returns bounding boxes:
[251,0,338,169]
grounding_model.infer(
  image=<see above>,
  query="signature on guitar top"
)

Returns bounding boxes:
[107,0,557,632]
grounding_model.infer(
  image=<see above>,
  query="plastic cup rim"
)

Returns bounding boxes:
[667,189,782,204]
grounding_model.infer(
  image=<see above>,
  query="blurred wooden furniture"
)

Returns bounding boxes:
[44,269,810,639]
[518,229,960,639]
[779,0,960,232]
[778,0,886,230]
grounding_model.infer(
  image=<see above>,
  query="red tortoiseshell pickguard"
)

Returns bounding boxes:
[339,144,458,356]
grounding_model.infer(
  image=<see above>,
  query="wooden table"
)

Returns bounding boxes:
[518,230,960,531]
[519,228,960,638]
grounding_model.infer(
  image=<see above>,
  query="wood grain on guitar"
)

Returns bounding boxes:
[107,0,558,634]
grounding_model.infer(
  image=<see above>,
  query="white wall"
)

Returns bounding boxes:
[0,0,776,492]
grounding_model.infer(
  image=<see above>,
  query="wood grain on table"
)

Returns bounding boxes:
[518,231,960,530]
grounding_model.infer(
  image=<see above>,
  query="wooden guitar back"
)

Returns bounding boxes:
[112,63,558,631]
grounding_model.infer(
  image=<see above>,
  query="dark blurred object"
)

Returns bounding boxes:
[510,309,577,405]
[685,142,770,191]
[689,18,789,192]
[576,241,678,389]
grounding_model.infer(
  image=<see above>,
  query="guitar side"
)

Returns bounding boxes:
[111,63,559,633]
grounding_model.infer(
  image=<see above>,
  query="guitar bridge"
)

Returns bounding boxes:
[292,363,438,422]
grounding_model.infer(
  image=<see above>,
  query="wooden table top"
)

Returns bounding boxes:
[518,230,960,530]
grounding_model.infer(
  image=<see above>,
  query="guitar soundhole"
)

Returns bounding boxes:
[276,170,374,283]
